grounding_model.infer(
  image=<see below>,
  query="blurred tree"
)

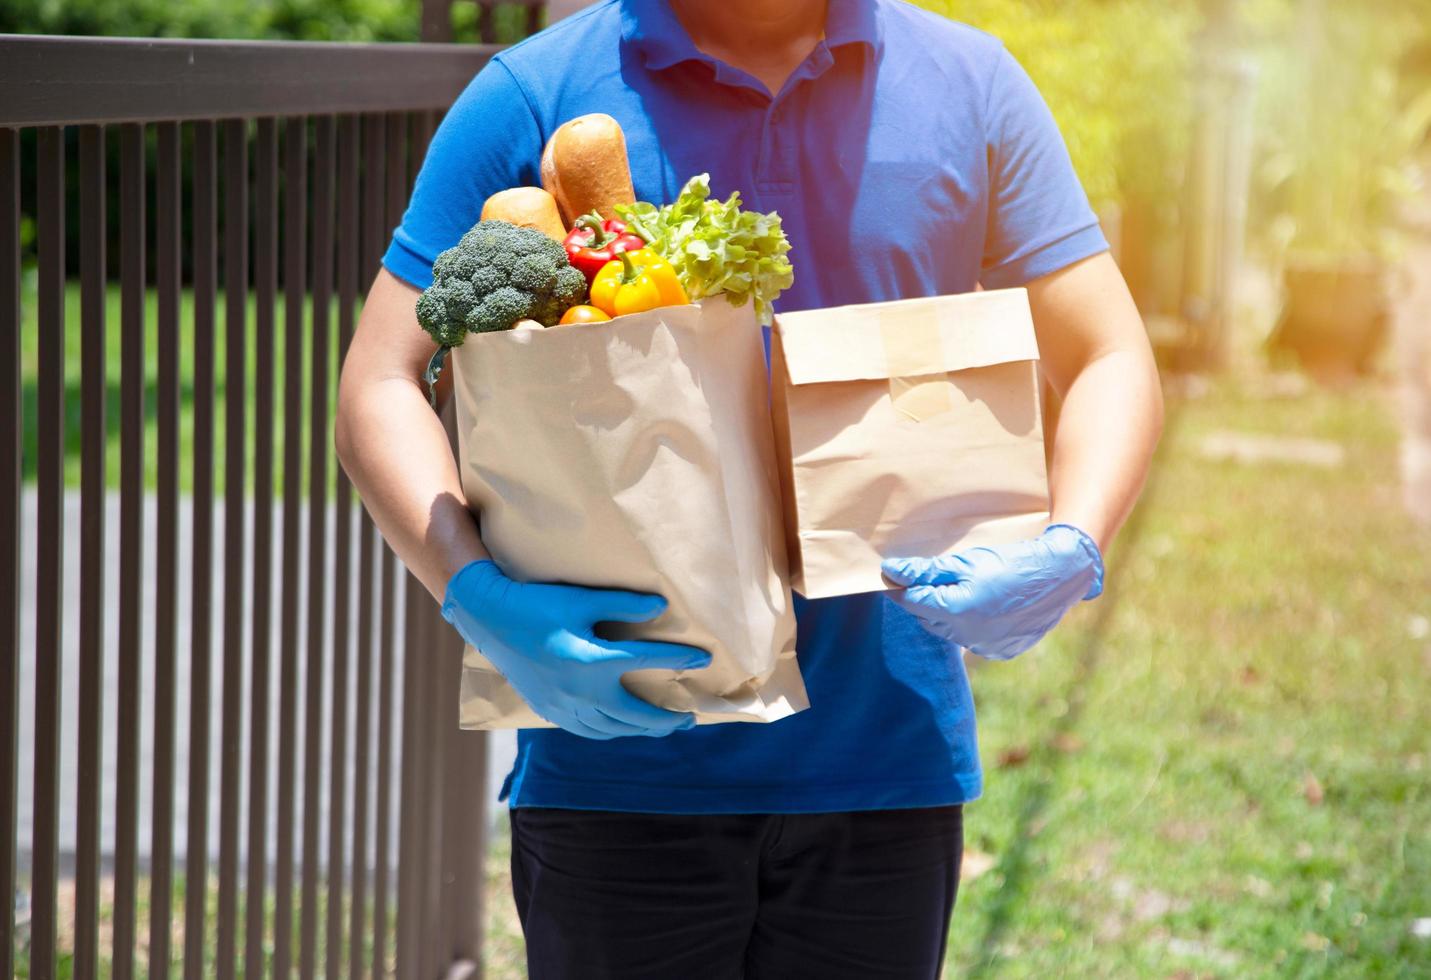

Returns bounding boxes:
[0,0,543,45]
[1253,0,1431,261]
[259,0,419,41]
[0,0,417,40]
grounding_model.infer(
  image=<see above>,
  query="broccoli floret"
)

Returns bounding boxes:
[415,220,589,407]
[468,286,531,334]
[416,220,587,344]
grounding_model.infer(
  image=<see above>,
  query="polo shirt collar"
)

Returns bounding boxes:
[621,0,882,72]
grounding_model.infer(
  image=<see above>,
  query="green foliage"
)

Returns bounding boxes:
[912,0,1200,209]
[1252,0,1431,260]
[0,0,545,42]
[416,220,587,346]
[0,0,417,41]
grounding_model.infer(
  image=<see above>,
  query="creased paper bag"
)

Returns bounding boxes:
[449,295,805,729]
[771,288,1051,599]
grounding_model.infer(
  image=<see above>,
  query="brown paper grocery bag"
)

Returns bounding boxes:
[449,295,805,729]
[771,288,1051,599]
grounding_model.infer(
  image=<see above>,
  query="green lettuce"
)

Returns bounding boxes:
[616,174,794,325]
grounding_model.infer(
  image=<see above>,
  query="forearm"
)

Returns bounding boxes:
[336,374,489,600]
[1046,349,1163,552]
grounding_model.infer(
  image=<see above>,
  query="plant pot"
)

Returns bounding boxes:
[1268,256,1392,380]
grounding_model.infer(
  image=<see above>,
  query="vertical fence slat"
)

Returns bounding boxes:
[446,669,486,966]
[362,110,396,980]
[246,115,279,980]
[325,112,359,980]
[373,550,398,980]
[415,105,451,980]
[366,114,389,284]
[420,601,447,980]
[392,107,423,978]
[151,118,183,980]
[363,107,392,978]
[301,112,336,980]
[394,108,432,980]
[0,125,20,980]
[273,114,308,980]
[113,120,148,980]
[30,123,66,980]
[396,572,426,980]
[350,502,374,978]
[74,122,107,980]
[384,111,409,340]
[216,114,249,980]
[478,2,496,44]
[185,118,219,980]
[414,110,437,179]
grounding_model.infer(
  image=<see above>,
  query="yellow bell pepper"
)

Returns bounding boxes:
[589,248,689,318]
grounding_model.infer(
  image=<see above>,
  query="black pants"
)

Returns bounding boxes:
[510,805,964,980]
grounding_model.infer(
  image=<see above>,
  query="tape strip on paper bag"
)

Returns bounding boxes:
[879,307,951,421]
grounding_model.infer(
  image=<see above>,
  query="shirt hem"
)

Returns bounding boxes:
[504,771,985,814]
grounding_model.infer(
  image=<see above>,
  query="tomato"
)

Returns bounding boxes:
[558,304,613,326]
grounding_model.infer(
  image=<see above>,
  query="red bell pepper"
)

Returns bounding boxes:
[563,212,646,284]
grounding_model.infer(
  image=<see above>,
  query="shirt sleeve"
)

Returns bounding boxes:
[980,46,1108,290]
[382,58,545,290]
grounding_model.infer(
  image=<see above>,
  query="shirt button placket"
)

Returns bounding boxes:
[764,109,798,196]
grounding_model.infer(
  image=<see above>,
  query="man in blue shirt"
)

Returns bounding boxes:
[337,0,1163,975]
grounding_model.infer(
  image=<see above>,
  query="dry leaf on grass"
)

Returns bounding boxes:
[1050,731,1085,754]
[997,744,1032,768]
[1304,773,1325,806]
[960,848,997,881]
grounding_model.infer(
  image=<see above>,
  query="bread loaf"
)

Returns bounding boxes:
[479,187,566,241]
[540,114,637,225]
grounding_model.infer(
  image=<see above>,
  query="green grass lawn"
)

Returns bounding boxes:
[481,378,1431,978]
[930,378,1431,977]
[17,275,344,494]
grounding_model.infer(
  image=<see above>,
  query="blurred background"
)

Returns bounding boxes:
[3,0,1429,977]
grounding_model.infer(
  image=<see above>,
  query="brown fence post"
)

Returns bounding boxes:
[0,125,18,980]
[422,0,454,42]
[74,122,107,980]
[113,117,148,980]
[151,117,183,980]
[31,122,67,980]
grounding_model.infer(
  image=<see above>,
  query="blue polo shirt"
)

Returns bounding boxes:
[385,0,1107,813]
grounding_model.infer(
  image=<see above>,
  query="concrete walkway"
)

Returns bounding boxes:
[13,488,516,876]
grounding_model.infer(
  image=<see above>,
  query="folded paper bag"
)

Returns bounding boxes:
[449,295,805,729]
[770,288,1052,599]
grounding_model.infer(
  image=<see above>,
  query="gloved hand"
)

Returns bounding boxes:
[441,559,710,739]
[881,524,1105,661]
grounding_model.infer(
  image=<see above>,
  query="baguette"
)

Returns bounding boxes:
[479,187,566,241]
[540,113,636,226]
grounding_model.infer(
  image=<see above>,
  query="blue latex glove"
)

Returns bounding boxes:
[441,559,710,739]
[881,524,1105,661]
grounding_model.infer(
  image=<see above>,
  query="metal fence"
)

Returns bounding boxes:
[2,33,501,979]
